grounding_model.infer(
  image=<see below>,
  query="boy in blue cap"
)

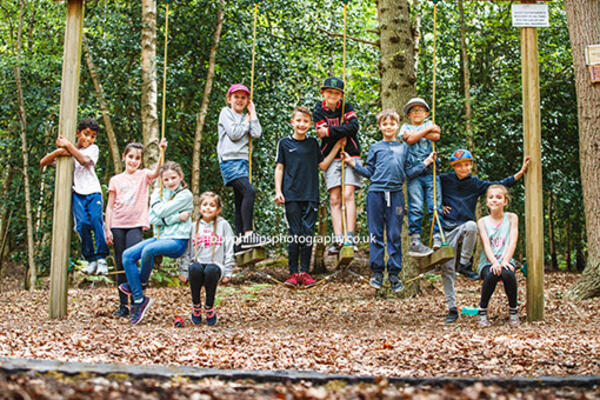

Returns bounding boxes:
[439,148,529,323]
[313,77,361,253]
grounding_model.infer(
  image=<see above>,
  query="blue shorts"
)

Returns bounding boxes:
[219,159,248,186]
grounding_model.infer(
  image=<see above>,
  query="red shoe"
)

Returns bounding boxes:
[284,273,300,287]
[299,272,316,288]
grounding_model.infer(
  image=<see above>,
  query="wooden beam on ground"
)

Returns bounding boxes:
[49,0,85,319]
[417,246,455,274]
[235,247,266,267]
[521,17,544,321]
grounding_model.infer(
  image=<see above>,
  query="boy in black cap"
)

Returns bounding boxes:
[312,77,361,253]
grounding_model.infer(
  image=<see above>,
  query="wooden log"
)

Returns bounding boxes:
[521,21,544,321]
[235,247,266,266]
[417,246,455,274]
[49,0,85,319]
[336,246,354,267]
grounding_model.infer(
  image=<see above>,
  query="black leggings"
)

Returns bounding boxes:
[189,263,222,308]
[229,177,255,234]
[479,265,518,309]
[112,227,143,307]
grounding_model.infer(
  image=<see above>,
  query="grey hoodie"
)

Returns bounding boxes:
[217,107,262,162]
[179,216,235,280]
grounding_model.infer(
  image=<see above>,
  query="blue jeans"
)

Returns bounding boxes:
[407,173,443,235]
[122,237,188,301]
[367,191,404,276]
[72,192,108,261]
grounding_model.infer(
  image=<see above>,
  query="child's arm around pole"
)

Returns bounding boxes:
[40,148,70,167]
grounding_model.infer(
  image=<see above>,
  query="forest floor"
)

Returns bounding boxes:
[0,257,599,380]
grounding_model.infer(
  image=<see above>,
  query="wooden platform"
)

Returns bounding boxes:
[417,246,455,273]
[235,247,266,266]
[336,246,354,267]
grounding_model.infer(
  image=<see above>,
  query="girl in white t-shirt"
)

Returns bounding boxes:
[105,139,166,318]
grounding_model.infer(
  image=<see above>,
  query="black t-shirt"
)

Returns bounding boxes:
[275,136,323,203]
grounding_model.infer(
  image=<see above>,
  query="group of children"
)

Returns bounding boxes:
[41,76,529,327]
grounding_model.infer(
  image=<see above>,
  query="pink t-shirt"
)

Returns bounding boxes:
[108,169,154,229]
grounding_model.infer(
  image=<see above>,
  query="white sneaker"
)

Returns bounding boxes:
[96,259,108,275]
[82,260,97,274]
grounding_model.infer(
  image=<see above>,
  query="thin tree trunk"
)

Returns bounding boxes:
[313,198,329,274]
[83,36,122,174]
[192,0,224,203]
[377,0,419,296]
[565,219,572,272]
[0,209,14,293]
[14,0,36,290]
[547,190,558,271]
[564,0,600,299]
[141,0,159,168]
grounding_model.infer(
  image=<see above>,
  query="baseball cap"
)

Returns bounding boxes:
[450,149,474,165]
[321,77,345,93]
[227,83,250,97]
[403,97,430,116]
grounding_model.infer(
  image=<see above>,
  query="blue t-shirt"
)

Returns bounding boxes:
[399,120,435,176]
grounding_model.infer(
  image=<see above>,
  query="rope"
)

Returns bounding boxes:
[340,0,348,243]
[157,0,170,239]
[428,1,446,247]
[248,1,258,185]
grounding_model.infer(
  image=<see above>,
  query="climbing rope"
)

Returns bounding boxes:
[428,0,447,247]
[340,0,349,243]
[157,0,170,239]
[248,1,259,185]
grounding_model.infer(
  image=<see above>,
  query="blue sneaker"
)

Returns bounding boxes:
[130,296,154,325]
[190,305,202,325]
[370,272,383,289]
[205,306,217,326]
[389,275,404,293]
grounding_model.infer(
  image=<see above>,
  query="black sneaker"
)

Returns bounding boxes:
[389,275,404,293]
[130,296,154,325]
[240,232,271,249]
[113,305,129,318]
[445,307,459,323]
[457,262,479,281]
[369,272,383,289]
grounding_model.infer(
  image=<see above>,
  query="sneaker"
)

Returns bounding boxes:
[174,315,185,328]
[478,313,491,327]
[130,296,154,325]
[508,314,520,327]
[113,305,129,318]
[284,273,300,287]
[241,232,271,249]
[299,272,316,288]
[234,243,245,255]
[82,260,97,274]
[369,272,383,289]
[432,235,442,250]
[388,275,404,293]
[445,307,459,323]
[205,306,217,326]
[327,244,340,255]
[118,282,147,296]
[190,305,202,325]
[408,241,434,257]
[457,262,479,281]
[96,258,108,275]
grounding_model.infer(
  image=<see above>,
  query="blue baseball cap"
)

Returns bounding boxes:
[321,77,345,93]
[450,149,474,165]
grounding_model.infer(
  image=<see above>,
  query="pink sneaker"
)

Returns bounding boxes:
[284,273,300,287]
[299,272,316,288]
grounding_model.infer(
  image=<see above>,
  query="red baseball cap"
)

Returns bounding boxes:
[227,83,250,97]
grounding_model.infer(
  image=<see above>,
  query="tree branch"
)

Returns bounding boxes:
[316,27,379,47]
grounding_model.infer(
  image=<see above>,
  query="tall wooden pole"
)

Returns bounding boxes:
[49,0,85,319]
[520,11,544,321]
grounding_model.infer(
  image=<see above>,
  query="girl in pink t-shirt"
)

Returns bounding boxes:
[105,139,167,318]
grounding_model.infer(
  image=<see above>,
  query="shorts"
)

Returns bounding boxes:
[219,159,248,186]
[325,159,363,191]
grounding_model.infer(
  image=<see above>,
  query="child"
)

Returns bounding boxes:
[313,77,361,253]
[274,106,345,287]
[179,192,234,326]
[217,83,269,250]
[477,185,520,327]
[119,161,193,325]
[105,139,167,318]
[400,97,443,256]
[40,118,109,274]
[439,149,529,323]
[341,110,436,292]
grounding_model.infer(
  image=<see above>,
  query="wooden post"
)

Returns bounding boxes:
[49,0,85,319]
[520,11,544,321]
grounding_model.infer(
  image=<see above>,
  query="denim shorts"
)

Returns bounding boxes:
[219,159,248,185]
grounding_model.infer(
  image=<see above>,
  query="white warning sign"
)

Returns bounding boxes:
[512,4,549,28]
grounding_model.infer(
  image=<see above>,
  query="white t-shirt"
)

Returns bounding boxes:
[73,144,101,195]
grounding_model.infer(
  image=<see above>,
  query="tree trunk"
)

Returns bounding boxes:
[141,0,159,168]
[547,190,558,271]
[376,0,419,296]
[565,219,572,272]
[83,36,122,174]
[192,0,224,204]
[14,0,36,290]
[564,0,600,299]
[313,199,329,274]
